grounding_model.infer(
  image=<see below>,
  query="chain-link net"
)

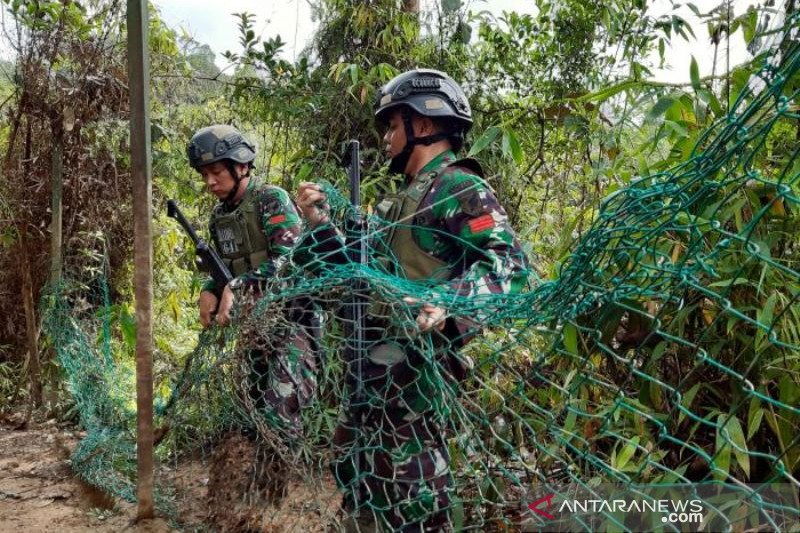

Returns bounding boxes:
[42,13,800,532]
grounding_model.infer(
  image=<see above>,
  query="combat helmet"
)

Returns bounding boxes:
[374,68,472,130]
[187,124,256,170]
[187,124,256,203]
[374,69,472,173]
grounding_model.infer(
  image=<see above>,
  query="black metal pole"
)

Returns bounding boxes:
[344,140,367,517]
[346,141,366,404]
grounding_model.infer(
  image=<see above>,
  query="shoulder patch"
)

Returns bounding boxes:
[451,180,485,217]
[262,195,282,214]
[257,186,287,214]
[468,214,495,234]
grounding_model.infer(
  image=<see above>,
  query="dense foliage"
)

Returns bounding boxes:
[0,0,798,526]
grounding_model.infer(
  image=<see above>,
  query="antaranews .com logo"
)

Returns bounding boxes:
[521,483,799,532]
[528,493,703,525]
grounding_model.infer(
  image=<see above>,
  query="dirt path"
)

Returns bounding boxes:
[0,421,340,532]
[0,421,171,532]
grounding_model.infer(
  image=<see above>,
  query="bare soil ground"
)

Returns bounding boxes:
[0,419,340,532]
[0,419,161,532]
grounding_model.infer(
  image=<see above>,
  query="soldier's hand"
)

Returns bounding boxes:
[296,182,330,228]
[215,284,235,327]
[403,297,447,332]
[198,290,218,329]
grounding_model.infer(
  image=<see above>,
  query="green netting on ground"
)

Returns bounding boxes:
[42,14,800,532]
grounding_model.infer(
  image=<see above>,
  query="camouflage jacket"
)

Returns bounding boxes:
[301,149,529,344]
[202,178,303,292]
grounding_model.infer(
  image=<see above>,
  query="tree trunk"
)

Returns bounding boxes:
[20,227,42,408]
[49,124,64,287]
[19,118,42,409]
[129,0,155,520]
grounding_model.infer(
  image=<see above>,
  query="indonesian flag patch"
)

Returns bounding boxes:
[269,214,287,225]
[468,214,495,234]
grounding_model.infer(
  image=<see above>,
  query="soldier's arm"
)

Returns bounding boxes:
[294,223,349,273]
[242,186,303,287]
[293,182,348,270]
[199,219,221,326]
[434,173,530,341]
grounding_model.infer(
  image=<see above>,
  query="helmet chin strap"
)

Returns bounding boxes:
[223,161,243,205]
[388,110,453,176]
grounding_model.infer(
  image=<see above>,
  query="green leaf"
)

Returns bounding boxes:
[295,163,313,183]
[451,496,464,531]
[646,96,676,123]
[726,416,750,479]
[678,383,701,425]
[577,79,643,103]
[167,291,181,323]
[467,126,501,157]
[758,292,777,329]
[563,409,578,436]
[119,305,137,350]
[686,3,701,17]
[756,293,777,351]
[329,63,344,83]
[714,413,731,480]
[697,88,723,117]
[501,128,523,164]
[747,397,763,440]
[665,120,688,139]
[651,341,668,362]
[690,56,701,91]
[563,323,578,355]
[456,20,472,44]
[616,436,640,471]
[741,7,758,44]
[778,374,799,405]
[708,277,750,288]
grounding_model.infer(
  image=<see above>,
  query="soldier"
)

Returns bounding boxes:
[296,70,529,531]
[188,124,316,439]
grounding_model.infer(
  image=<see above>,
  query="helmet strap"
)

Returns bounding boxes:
[388,109,459,175]
[223,160,243,205]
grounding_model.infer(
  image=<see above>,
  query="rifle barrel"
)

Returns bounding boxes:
[166,199,201,244]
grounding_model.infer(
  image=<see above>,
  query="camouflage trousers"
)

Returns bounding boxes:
[333,342,460,532]
[247,299,319,442]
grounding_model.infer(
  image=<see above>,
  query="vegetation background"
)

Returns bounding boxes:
[0,0,797,526]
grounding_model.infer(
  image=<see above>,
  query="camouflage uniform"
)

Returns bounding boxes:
[307,150,528,530]
[204,178,318,439]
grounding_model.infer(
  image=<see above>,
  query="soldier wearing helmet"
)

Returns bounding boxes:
[188,124,317,442]
[374,68,473,174]
[297,70,529,530]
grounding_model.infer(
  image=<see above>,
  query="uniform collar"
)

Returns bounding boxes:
[417,150,456,177]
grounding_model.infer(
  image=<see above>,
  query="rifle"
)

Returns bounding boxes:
[343,140,367,385]
[166,199,233,295]
[342,140,368,515]
[157,202,233,446]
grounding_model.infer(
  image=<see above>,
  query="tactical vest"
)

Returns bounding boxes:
[209,179,270,277]
[366,158,485,365]
[374,158,483,281]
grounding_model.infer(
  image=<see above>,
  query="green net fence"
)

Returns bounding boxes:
[42,13,800,532]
